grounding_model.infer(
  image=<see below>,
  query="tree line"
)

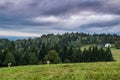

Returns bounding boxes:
[0,45,113,66]
[0,32,119,66]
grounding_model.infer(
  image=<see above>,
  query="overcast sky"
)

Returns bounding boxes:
[0,0,120,37]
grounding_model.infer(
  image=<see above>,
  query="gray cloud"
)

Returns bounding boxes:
[1,0,119,17]
[0,0,120,37]
[82,19,120,28]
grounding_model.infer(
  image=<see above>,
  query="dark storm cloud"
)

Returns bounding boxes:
[0,15,55,30]
[42,0,102,15]
[0,0,120,16]
[82,19,120,28]
[0,0,120,36]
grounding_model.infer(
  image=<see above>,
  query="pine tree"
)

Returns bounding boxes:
[39,43,47,62]
[29,53,38,64]
[92,46,98,61]
[98,47,105,61]
[44,50,61,64]
[78,48,82,62]
[105,47,113,61]
[67,46,73,62]
[72,48,81,62]
[60,45,68,62]
[3,52,16,66]
[82,48,87,62]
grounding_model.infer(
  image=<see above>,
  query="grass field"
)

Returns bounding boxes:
[0,48,120,80]
[111,48,120,62]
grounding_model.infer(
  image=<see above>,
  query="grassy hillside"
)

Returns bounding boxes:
[0,48,120,80]
[111,48,120,61]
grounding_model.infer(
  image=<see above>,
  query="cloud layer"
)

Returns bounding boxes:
[0,0,120,37]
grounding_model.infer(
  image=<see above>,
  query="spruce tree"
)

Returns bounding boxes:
[105,47,113,61]
[3,52,16,66]
[39,43,47,62]
[60,45,68,62]
[44,50,61,64]
[29,53,38,64]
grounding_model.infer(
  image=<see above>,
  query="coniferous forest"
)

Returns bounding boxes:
[0,32,120,67]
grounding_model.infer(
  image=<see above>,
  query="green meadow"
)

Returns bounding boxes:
[0,48,120,80]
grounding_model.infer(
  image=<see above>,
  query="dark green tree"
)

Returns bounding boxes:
[60,45,68,62]
[115,41,120,49]
[29,52,38,64]
[44,50,61,64]
[105,47,113,61]
[3,52,16,66]
[39,43,47,62]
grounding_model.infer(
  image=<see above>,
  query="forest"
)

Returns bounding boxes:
[0,32,120,66]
